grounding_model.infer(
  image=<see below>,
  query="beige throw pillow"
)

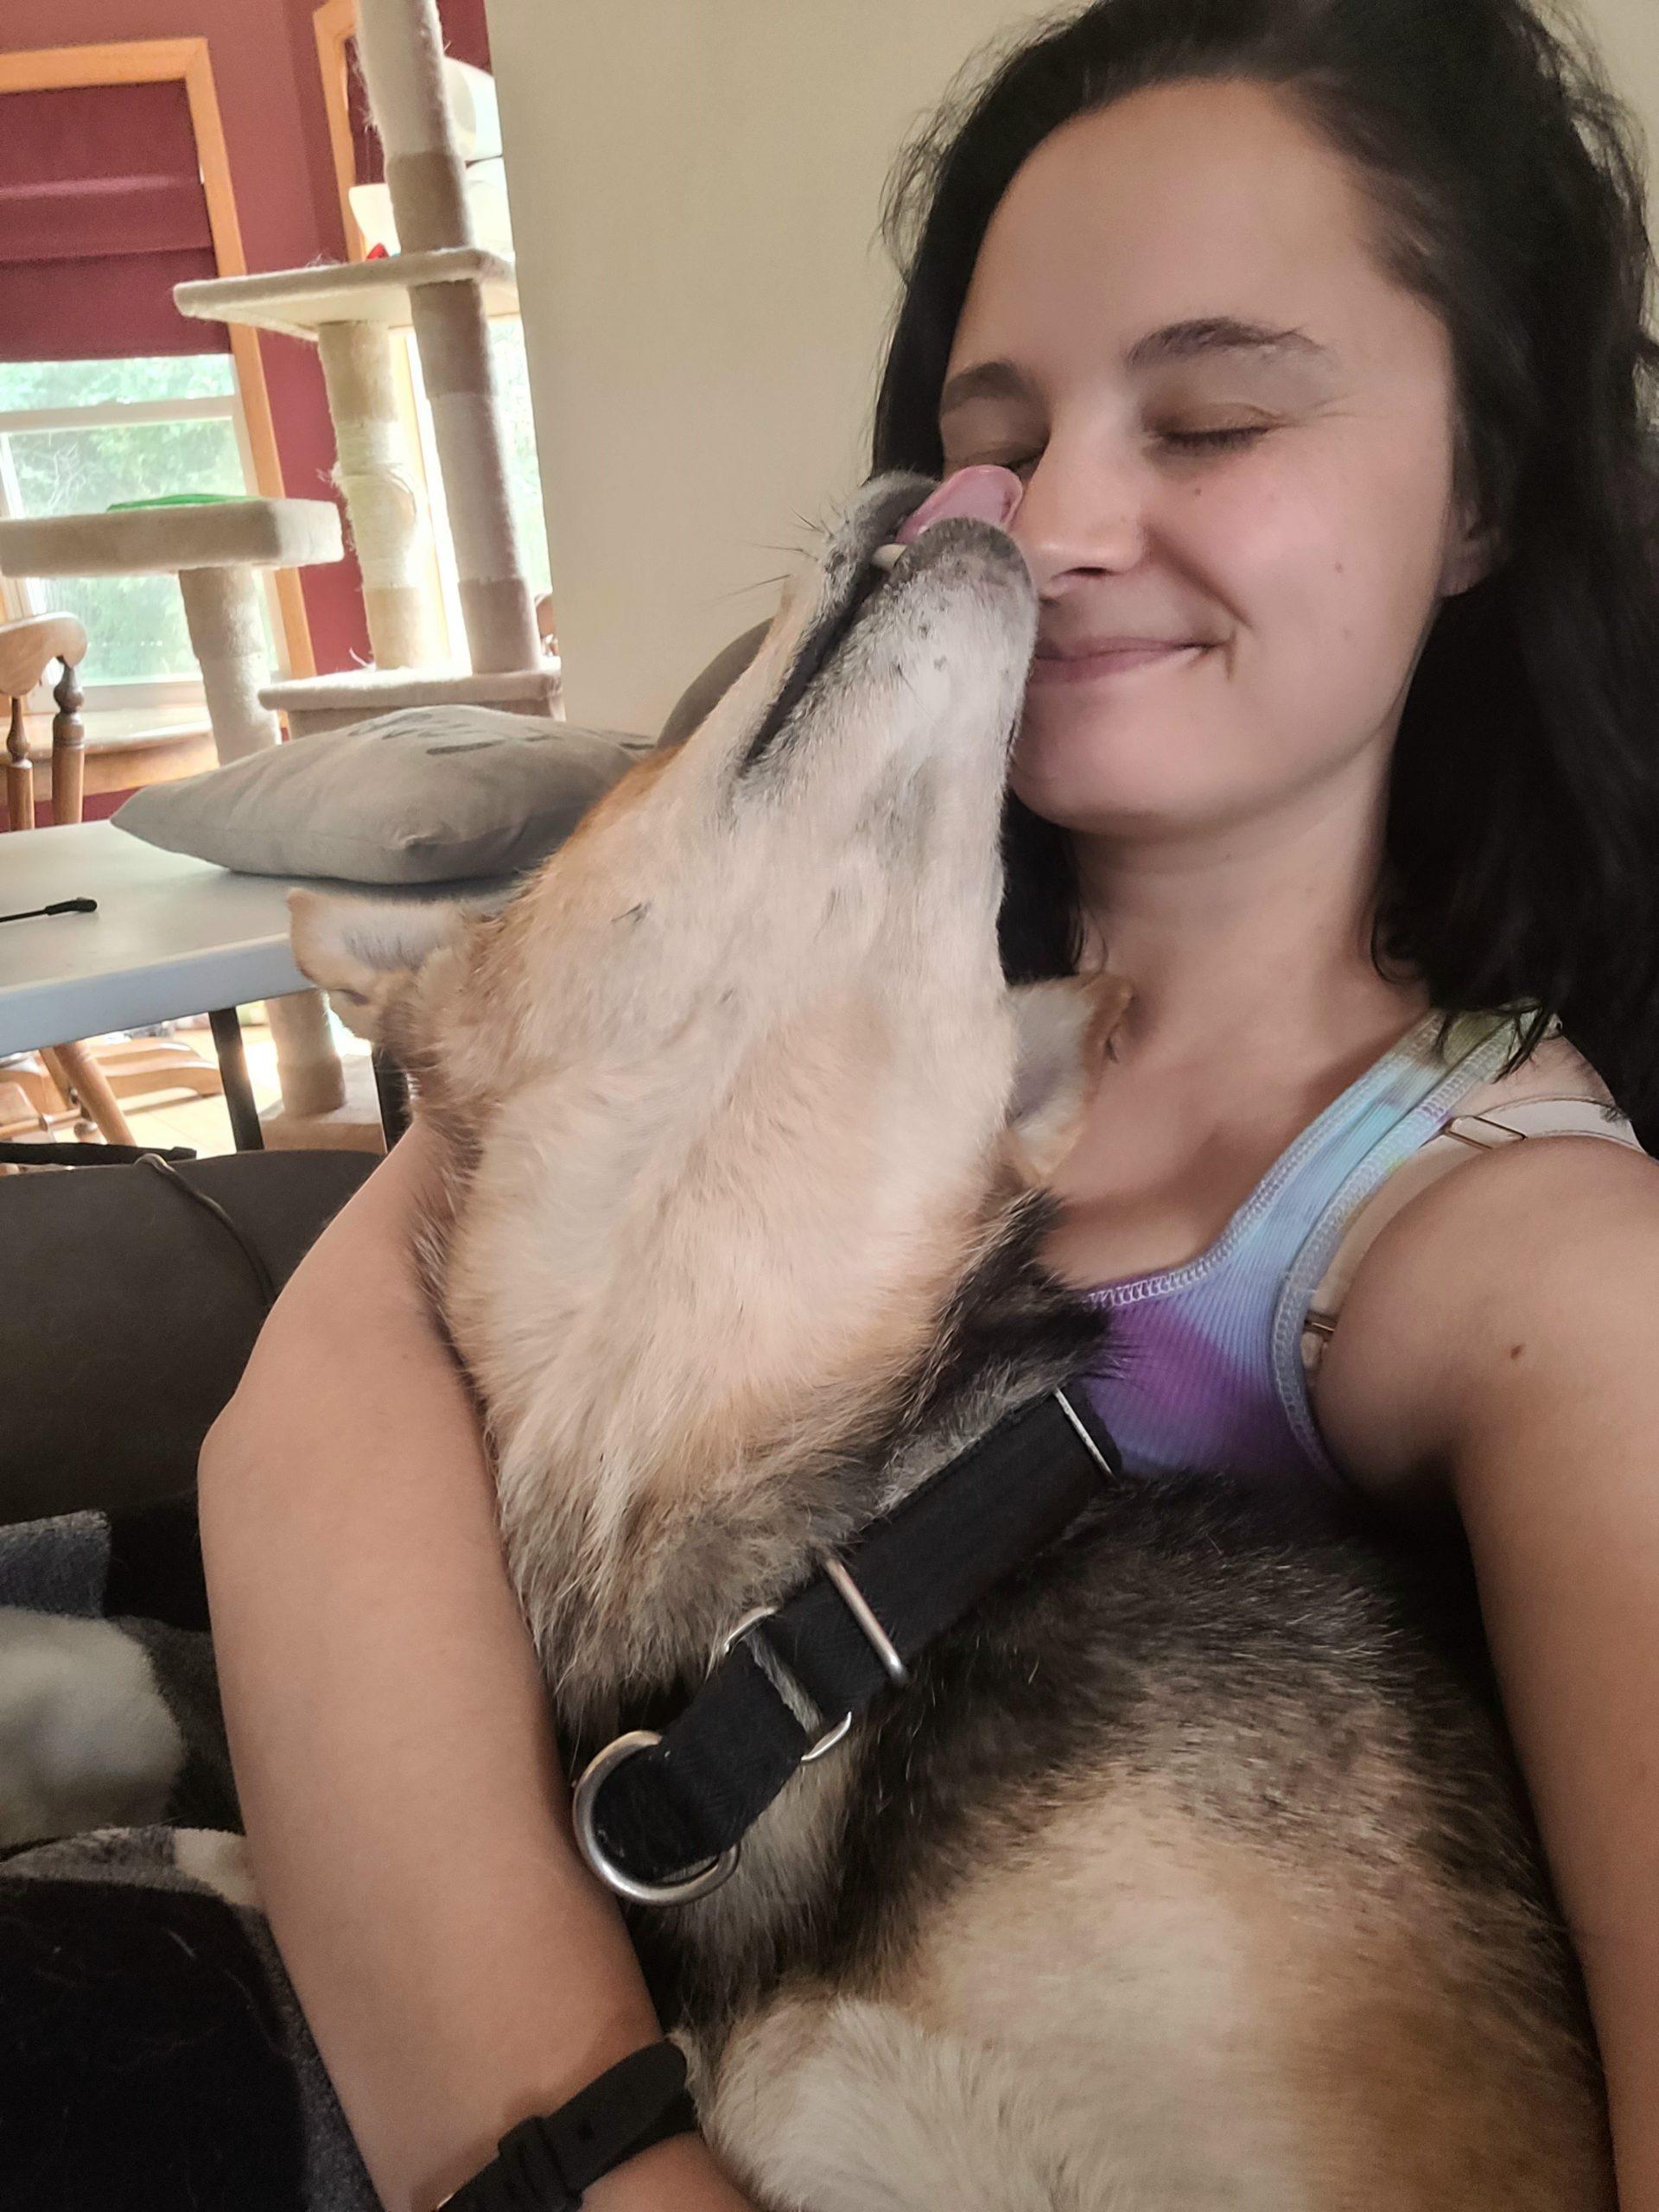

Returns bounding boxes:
[112,708,655,885]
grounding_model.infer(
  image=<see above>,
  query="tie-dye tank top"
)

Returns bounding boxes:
[1076,1008,1567,1491]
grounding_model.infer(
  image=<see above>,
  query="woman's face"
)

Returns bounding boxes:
[939,77,1497,843]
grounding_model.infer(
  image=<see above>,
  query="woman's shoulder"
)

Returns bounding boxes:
[1452,1022,1621,1121]
[1311,1019,1656,1502]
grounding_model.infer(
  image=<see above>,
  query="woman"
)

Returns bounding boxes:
[200,2,1659,2205]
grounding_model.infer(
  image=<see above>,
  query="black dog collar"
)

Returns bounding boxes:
[573,1377,1122,1904]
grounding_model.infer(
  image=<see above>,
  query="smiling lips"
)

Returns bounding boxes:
[1028,642,1207,685]
[892,467,1210,680]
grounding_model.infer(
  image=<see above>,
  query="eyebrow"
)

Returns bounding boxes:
[938,318,1335,418]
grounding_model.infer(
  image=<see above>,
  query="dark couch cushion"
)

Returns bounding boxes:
[0,1150,378,1524]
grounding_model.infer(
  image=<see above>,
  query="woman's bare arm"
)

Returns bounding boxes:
[197,1120,753,2212]
[1319,1134,1659,2210]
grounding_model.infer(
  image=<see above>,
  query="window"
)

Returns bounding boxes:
[488,317,553,603]
[0,353,267,708]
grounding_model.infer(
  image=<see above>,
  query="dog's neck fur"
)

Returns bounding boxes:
[426,962,1103,1740]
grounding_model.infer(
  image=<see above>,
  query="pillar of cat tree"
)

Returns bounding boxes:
[177,565,346,1121]
[316,319,436,670]
[178,564,283,765]
[353,0,538,677]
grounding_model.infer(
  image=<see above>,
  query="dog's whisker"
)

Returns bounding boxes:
[713,574,791,601]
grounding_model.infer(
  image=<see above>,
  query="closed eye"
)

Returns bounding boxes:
[950,427,1269,473]
[1161,427,1268,452]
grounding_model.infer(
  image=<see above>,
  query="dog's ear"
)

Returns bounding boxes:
[287,888,471,1044]
[1004,971,1131,1186]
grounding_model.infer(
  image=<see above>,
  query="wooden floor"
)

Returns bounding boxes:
[127,1011,286,1156]
[11,1011,377,1160]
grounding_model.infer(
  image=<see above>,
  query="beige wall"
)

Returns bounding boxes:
[486,1,1046,734]
[1589,0,1659,282]
[488,0,1659,737]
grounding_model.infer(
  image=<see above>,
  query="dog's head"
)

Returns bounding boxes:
[290,474,1125,1593]
[292,470,1122,1179]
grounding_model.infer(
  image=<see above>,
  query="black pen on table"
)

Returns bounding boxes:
[0,896,99,925]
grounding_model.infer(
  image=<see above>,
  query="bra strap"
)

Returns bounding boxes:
[1300,1096,1643,1378]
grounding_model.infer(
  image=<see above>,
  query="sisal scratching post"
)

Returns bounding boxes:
[317,320,438,669]
[408,285,537,671]
[354,0,538,676]
[178,566,283,764]
[253,995,344,1120]
[175,570,346,1121]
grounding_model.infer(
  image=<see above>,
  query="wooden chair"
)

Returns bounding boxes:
[1,612,221,1145]
[3,613,86,834]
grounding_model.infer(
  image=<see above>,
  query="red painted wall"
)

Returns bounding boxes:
[3,0,373,674]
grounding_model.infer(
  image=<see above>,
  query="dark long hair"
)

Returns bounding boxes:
[870,0,1659,1145]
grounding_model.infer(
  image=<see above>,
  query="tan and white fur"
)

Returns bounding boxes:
[291,473,1611,2209]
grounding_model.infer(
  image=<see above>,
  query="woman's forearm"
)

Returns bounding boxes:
[197,1130,751,2211]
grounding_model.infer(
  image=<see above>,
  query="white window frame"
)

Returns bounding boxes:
[0,379,274,713]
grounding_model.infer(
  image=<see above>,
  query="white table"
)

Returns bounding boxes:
[0,821,505,1147]
[1,823,307,1057]
[0,499,348,1122]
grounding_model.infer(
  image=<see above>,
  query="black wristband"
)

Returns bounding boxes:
[436,2041,698,2211]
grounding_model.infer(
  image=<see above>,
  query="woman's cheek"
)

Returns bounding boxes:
[1187,466,1412,719]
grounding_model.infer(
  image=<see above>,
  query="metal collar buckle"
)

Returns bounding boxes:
[719,1552,909,1765]
[712,1603,844,1763]
[572,1554,910,1906]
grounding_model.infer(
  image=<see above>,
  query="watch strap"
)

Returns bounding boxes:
[437,2042,697,2210]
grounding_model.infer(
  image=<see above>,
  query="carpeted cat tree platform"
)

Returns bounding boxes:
[175,0,555,737]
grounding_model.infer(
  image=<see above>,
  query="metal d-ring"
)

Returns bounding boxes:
[571,1731,741,1906]
[820,1554,909,1688]
[716,1601,854,1765]
[799,1709,853,1763]
[715,1604,779,1665]
[1051,1383,1117,1481]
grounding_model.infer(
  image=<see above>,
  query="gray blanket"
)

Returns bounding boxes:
[0,1503,377,2210]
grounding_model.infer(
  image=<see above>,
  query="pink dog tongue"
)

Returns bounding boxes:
[895,464,1023,544]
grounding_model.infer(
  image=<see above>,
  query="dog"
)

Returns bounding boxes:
[290,472,1612,2209]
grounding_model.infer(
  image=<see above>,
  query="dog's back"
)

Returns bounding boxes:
[690,1469,1608,2209]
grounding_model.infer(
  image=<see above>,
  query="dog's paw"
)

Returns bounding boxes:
[0,1609,185,1849]
[287,887,470,1044]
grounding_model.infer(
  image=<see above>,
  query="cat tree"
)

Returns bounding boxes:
[175,0,556,736]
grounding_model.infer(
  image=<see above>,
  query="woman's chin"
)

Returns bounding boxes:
[1009,753,1226,837]
[1009,698,1260,834]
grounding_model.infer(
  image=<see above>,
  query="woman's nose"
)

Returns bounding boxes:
[1011,456,1150,594]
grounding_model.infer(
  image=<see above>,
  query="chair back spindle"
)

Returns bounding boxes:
[3,693,31,832]
[0,614,90,832]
